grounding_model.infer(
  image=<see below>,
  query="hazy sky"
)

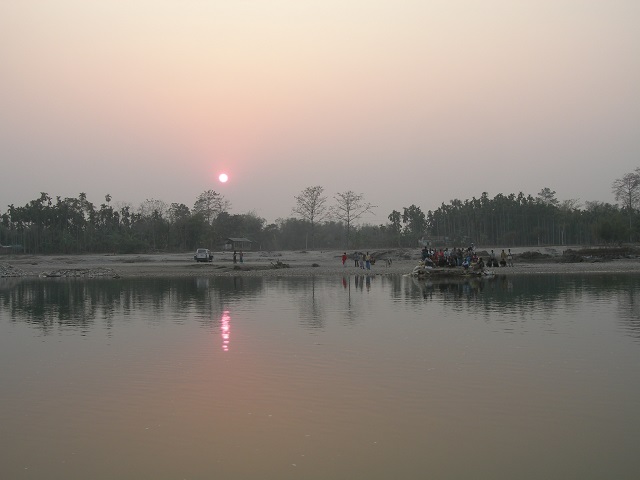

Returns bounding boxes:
[1,0,639,224]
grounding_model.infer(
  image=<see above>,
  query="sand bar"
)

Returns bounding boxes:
[2,247,640,279]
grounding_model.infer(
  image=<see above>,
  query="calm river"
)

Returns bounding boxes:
[1,274,639,479]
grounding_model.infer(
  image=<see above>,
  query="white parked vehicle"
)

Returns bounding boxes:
[194,248,213,262]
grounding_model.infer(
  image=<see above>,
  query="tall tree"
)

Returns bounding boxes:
[558,199,581,245]
[167,203,192,250]
[138,199,168,251]
[612,169,640,241]
[292,185,328,249]
[402,205,427,240]
[537,187,559,207]
[387,210,402,246]
[331,191,375,249]
[168,203,190,222]
[193,190,230,224]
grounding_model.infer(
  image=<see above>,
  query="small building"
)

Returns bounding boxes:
[418,235,449,247]
[224,237,253,251]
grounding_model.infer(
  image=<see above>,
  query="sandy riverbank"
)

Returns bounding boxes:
[2,247,640,279]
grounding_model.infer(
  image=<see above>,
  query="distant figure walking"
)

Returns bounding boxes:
[341,252,347,267]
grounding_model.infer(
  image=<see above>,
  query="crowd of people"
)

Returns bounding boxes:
[345,251,375,270]
[421,245,514,270]
[338,246,515,273]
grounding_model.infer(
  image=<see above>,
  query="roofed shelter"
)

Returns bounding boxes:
[224,238,253,251]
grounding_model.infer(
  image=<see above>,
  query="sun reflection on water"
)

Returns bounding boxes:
[221,310,231,352]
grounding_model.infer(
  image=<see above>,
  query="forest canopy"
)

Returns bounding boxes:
[2,169,639,254]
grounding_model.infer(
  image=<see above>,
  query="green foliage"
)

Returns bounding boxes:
[402,205,426,237]
[423,193,630,247]
[2,178,639,254]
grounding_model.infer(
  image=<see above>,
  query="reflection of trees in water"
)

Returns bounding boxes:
[2,278,126,333]
[296,276,325,329]
[406,274,640,335]
[251,275,376,330]
[615,277,640,340]
[2,274,639,339]
[342,276,358,325]
[0,277,267,334]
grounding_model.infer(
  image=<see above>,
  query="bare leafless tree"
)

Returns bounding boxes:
[292,185,328,249]
[139,198,168,219]
[331,191,376,249]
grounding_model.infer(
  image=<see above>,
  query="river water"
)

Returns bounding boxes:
[1,273,639,479]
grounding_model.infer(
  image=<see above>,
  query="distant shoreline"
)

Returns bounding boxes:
[2,248,640,279]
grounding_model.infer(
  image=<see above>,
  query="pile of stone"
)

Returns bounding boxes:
[562,246,639,262]
[269,260,290,269]
[0,263,26,277]
[518,251,554,262]
[40,267,119,278]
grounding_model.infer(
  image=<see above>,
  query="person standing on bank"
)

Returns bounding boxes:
[239,251,244,263]
[233,251,237,264]
[365,252,371,270]
[489,249,497,267]
[342,252,347,267]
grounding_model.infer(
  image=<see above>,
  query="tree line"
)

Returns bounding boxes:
[1,168,638,254]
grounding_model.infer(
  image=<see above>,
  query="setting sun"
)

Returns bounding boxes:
[218,173,229,183]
